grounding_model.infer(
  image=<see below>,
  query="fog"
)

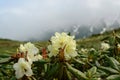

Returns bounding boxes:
[0,0,120,41]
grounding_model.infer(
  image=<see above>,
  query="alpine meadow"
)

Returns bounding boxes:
[1,0,120,80]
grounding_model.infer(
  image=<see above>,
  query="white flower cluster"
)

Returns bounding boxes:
[117,44,120,48]
[19,42,42,63]
[101,42,110,51]
[48,32,78,60]
[13,32,78,79]
[13,58,33,79]
[13,42,42,79]
[79,48,89,54]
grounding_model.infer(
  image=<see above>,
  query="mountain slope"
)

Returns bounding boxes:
[77,28,120,49]
[0,39,21,54]
[1,28,120,55]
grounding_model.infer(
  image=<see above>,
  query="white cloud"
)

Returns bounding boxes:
[0,0,120,40]
[87,0,101,9]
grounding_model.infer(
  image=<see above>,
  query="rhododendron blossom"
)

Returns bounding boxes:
[19,42,39,55]
[101,42,110,51]
[48,32,77,60]
[19,42,42,63]
[13,58,33,79]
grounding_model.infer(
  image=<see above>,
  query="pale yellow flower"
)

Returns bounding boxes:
[53,78,58,80]
[19,42,42,63]
[19,44,26,52]
[13,58,33,79]
[32,54,43,61]
[48,32,77,60]
[79,48,88,54]
[101,42,110,51]
[19,42,39,55]
[117,44,120,48]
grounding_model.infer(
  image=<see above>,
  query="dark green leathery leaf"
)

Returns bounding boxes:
[66,62,87,79]
[45,63,60,79]
[105,55,120,70]
[0,57,12,64]
[97,66,119,74]
[107,75,120,80]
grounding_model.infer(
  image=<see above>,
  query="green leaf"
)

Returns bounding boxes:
[116,36,120,43]
[45,63,60,79]
[0,57,12,64]
[44,64,48,72]
[68,32,71,36]
[66,70,72,80]
[87,66,97,77]
[107,75,120,80]
[105,55,120,70]
[31,76,37,80]
[0,54,10,58]
[0,68,8,76]
[66,62,87,79]
[95,61,100,67]
[34,59,49,65]
[86,67,101,80]
[28,77,37,80]
[97,66,119,74]
[10,76,16,80]
[73,58,85,65]
[57,64,64,80]
[97,69,108,77]
[87,78,101,80]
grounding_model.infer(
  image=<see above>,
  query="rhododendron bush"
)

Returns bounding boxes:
[1,32,120,80]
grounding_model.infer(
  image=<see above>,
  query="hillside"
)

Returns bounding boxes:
[0,39,49,55]
[77,28,120,49]
[0,28,120,55]
[0,39,22,55]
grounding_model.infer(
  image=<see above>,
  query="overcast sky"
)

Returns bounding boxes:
[0,0,120,41]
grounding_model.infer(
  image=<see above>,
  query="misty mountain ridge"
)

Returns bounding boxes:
[27,20,120,41]
[1,20,119,42]
[69,20,120,39]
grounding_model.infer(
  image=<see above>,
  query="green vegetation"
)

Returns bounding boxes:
[1,28,120,80]
[0,39,49,55]
[77,28,120,49]
[0,39,21,55]
[1,28,120,55]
